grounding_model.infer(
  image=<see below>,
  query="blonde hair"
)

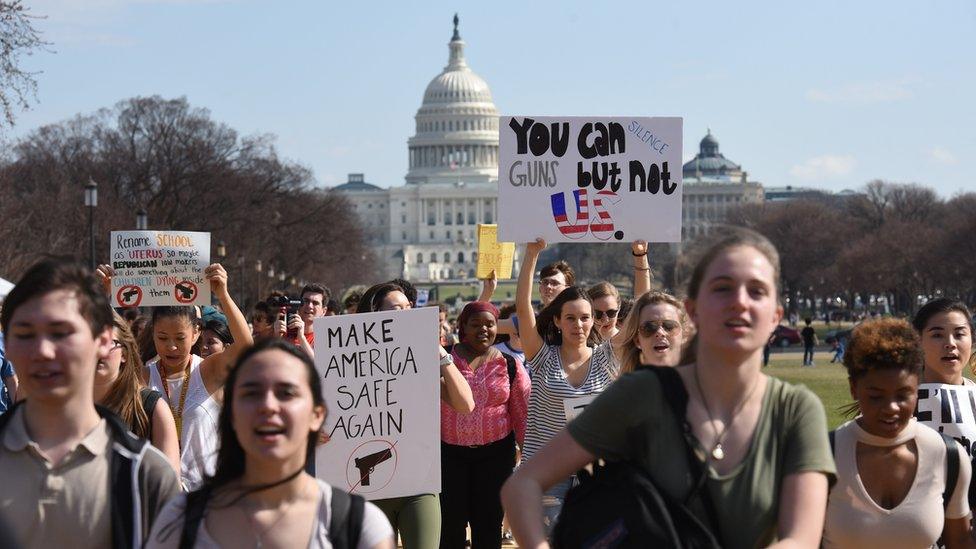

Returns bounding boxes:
[101,310,151,438]
[617,291,693,375]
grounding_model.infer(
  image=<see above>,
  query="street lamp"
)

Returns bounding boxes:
[84,179,98,270]
[255,260,263,302]
[136,208,148,231]
[216,241,227,262]
[278,271,286,291]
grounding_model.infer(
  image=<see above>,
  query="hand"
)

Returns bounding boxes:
[273,313,287,338]
[631,240,648,256]
[94,264,115,295]
[289,314,306,339]
[526,237,547,256]
[483,269,497,294]
[205,263,229,296]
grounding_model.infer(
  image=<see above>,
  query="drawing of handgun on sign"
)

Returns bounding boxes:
[121,287,139,304]
[354,448,393,486]
[175,282,196,300]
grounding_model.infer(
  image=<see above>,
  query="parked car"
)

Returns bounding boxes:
[771,325,802,347]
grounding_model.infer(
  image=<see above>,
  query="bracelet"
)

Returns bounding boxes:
[631,251,647,257]
[439,354,454,368]
[634,266,650,271]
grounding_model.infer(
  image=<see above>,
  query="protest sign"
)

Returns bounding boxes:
[916,383,976,457]
[563,394,598,422]
[497,116,682,243]
[109,230,211,307]
[314,307,441,500]
[476,224,515,279]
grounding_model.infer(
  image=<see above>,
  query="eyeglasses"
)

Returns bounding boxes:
[639,320,681,337]
[539,279,565,288]
[594,309,619,321]
[110,339,124,351]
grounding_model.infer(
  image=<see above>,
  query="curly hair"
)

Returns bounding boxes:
[844,318,923,381]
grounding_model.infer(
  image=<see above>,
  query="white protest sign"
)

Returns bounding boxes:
[314,307,441,500]
[109,231,211,307]
[916,383,976,457]
[563,394,598,422]
[497,116,682,243]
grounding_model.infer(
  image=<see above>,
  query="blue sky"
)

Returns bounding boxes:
[15,0,976,197]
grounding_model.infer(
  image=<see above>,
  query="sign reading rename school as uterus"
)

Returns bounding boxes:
[109,230,211,308]
[313,308,441,500]
[498,116,683,243]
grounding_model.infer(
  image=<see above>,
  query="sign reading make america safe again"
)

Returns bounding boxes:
[313,307,441,500]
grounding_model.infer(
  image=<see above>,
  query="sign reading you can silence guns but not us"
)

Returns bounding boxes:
[498,116,683,244]
[916,383,976,458]
[313,307,441,500]
[110,230,211,308]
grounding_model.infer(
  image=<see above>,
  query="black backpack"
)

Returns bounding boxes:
[551,367,721,549]
[178,482,365,549]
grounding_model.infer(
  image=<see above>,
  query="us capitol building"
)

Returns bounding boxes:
[334,17,764,281]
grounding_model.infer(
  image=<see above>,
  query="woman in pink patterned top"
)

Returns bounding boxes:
[440,301,531,549]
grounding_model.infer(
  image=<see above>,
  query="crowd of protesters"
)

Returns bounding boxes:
[0,227,975,548]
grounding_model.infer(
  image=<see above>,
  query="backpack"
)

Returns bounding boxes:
[178,481,365,549]
[140,388,162,440]
[551,367,721,549]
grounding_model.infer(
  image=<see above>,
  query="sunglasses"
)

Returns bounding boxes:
[639,320,681,337]
[594,309,619,321]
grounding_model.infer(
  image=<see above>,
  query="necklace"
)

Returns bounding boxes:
[240,483,308,549]
[692,363,761,461]
[157,359,192,444]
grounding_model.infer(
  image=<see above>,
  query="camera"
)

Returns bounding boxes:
[266,294,301,314]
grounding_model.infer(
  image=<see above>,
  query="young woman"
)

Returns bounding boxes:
[515,238,620,535]
[146,339,394,548]
[615,290,691,374]
[502,229,836,548]
[439,301,531,549]
[95,310,181,473]
[823,317,972,548]
[354,281,474,549]
[200,319,232,358]
[142,264,253,490]
[913,299,974,387]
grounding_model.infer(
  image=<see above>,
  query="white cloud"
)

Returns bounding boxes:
[789,155,856,181]
[805,79,916,104]
[929,146,957,165]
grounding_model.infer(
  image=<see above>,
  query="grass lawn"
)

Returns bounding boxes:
[764,350,852,429]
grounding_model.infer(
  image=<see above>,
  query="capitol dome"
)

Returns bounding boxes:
[682,129,743,180]
[406,15,500,185]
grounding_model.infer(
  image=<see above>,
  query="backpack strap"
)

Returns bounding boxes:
[941,433,960,510]
[648,367,722,538]
[179,486,212,549]
[140,388,162,440]
[828,430,836,455]
[329,487,365,549]
[503,352,517,390]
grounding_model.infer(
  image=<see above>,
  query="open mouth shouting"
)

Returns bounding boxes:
[254,423,287,443]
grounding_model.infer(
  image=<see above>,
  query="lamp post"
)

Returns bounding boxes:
[136,208,148,231]
[255,260,263,303]
[216,241,227,263]
[84,180,98,270]
[278,272,286,292]
[237,255,245,308]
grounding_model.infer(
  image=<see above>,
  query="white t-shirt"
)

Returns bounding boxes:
[823,418,971,549]
[521,342,617,463]
[146,479,393,549]
[147,355,220,491]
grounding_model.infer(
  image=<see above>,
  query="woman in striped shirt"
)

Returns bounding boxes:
[515,238,619,535]
[440,301,531,548]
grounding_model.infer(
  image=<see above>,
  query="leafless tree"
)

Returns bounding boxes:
[0,1,48,131]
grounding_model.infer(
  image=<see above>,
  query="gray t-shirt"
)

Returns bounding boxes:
[146,479,393,549]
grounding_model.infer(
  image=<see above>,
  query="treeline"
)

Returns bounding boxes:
[0,96,375,307]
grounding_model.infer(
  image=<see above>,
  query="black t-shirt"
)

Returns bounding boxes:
[801,326,816,346]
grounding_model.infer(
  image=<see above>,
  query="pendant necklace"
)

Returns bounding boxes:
[693,363,761,461]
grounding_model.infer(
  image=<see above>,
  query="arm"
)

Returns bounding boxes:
[289,315,315,358]
[507,356,530,447]
[517,239,546,362]
[495,317,517,336]
[631,240,651,298]
[440,350,475,413]
[478,269,497,302]
[151,399,182,475]
[943,518,975,549]
[767,471,829,548]
[502,430,596,549]
[944,443,975,549]
[200,264,254,391]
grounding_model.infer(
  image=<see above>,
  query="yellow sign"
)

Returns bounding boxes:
[476,224,515,279]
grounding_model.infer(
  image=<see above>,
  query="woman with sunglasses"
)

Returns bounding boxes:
[95,310,181,474]
[616,291,692,374]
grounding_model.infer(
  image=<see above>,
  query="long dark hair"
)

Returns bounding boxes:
[536,286,598,346]
[206,339,325,492]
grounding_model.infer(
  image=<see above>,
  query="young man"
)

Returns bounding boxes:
[282,283,330,357]
[801,317,818,366]
[0,259,179,548]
